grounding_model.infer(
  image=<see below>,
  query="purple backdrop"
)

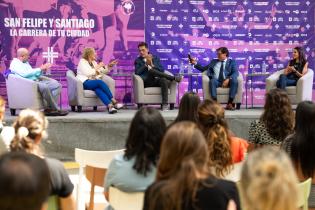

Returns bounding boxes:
[0,0,315,107]
[146,0,315,104]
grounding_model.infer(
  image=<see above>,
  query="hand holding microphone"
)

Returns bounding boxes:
[188,54,197,65]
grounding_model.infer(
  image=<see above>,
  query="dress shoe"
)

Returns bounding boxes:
[108,107,118,114]
[162,104,169,111]
[114,103,124,110]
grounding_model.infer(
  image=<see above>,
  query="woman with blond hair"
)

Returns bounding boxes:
[240,147,298,210]
[77,47,123,114]
[143,122,240,210]
[198,99,248,177]
[10,109,75,210]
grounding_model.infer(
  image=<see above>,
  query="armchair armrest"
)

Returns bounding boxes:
[6,74,40,109]
[202,71,210,100]
[266,69,284,92]
[296,69,314,102]
[102,75,115,98]
[66,70,84,105]
[133,74,144,102]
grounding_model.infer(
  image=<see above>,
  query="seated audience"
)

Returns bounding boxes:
[277,46,309,89]
[0,152,50,210]
[0,96,14,152]
[240,147,298,210]
[173,92,200,124]
[104,107,166,196]
[77,47,123,114]
[10,109,75,210]
[198,100,248,177]
[143,122,240,210]
[9,48,68,116]
[248,88,294,151]
[281,101,315,210]
[134,42,182,111]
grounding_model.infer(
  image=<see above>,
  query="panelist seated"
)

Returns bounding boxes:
[134,42,182,111]
[9,48,68,116]
[276,46,309,89]
[190,47,239,110]
[76,47,123,114]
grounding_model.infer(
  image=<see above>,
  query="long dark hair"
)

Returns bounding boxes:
[293,46,307,67]
[124,107,166,176]
[291,101,315,178]
[174,92,200,123]
[147,122,210,210]
[261,89,294,141]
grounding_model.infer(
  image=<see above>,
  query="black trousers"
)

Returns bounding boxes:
[143,68,173,104]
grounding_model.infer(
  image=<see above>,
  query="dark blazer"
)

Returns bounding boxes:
[134,54,164,80]
[194,58,239,80]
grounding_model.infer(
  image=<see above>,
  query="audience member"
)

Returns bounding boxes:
[9,48,68,116]
[173,92,200,124]
[277,46,309,89]
[10,109,75,210]
[281,101,315,210]
[143,122,240,210]
[77,47,123,114]
[198,100,248,177]
[0,96,14,153]
[248,88,294,151]
[240,147,298,210]
[104,107,166,197]
[0,152,50,210]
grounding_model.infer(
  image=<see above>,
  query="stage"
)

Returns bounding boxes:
[4,107,263,160]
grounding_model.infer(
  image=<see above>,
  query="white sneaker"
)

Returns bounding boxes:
[108,107,118,114]
[114,103,124,110]
[162,104,169,111]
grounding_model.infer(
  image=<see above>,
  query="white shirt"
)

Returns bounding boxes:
[213,58,227,80]
[76,58,109,83]
[9,58,42,80]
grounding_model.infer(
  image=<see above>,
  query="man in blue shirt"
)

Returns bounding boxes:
[134,42,182,111]
[190,47,239,110]
[9,48,68,116]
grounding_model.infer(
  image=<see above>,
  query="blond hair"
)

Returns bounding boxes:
[10,109,48,155]
[0,96,6,121]
[82,47,95,60]
[240,147,298,210]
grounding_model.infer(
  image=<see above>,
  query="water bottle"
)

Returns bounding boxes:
[179,61,184,75]
[262,61,267,74]
[112,64,118,75]
[187,63,192,74]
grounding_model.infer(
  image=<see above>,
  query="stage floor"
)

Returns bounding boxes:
[3,108,263,160]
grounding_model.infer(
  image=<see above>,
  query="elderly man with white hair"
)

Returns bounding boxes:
[9,48,68,116]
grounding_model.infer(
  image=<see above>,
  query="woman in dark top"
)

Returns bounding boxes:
[281,101,315,209]
[143,122,240,210]
[276,46,309,89]
[10,109,75,210]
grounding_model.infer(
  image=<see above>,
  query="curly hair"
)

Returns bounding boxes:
[261,89,294,141]
[240,147,298,210]
[197,100,232,177]
[82,47,95,61]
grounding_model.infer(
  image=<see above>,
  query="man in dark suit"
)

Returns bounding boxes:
[190,47,239,110]
[134,42,182,110]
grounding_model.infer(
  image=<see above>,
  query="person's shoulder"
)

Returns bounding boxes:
[45,157,64,170]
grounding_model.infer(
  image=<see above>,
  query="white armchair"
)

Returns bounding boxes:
[66,70,115,112]
[6,74,45,115]
[266,69,314,104]
[133,71,177,109]
[202,71,243,109]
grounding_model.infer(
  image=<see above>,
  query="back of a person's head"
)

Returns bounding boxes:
[148,121,209,210]
[240,147,298,210]
[197,99,232,177]
[175,92,200,123]
[261,88,294,140]
[0,96,5,121]
[291,101,315,178]
[0,152,50,210]
[124,107,166,176]
[10,109,48,154]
